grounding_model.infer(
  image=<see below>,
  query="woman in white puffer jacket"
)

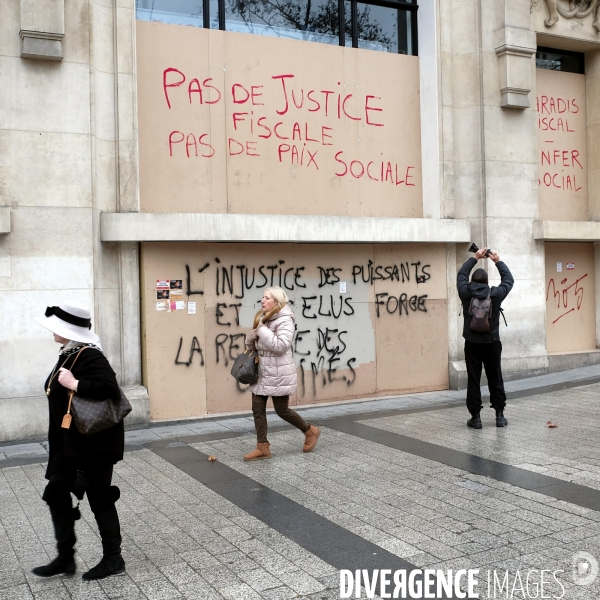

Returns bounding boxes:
[243,287,321,461]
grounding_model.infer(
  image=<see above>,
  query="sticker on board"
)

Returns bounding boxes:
[170,279,183,290]
[156,280,169,289]
[157,290,170,300]
[556,262,562,272]
[567,262,575,270]
[188,302,197,315]
[170,290,184,309]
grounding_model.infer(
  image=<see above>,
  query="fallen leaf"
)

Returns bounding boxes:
[546,421,558,429]
[207,455,217,462]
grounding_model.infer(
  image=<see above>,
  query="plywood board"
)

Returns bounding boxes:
[373,244,448,392]
[141,242,448,420]
[288,243,377,403]
[537,69,588,221]
[202,242,296,414]
[141,243,208,420]
[136,22,422,217]
[545,242,596,352]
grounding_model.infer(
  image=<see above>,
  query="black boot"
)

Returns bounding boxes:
[495,408,508,427]
[82,507,125,580]
[467,413,482,429]
[32,506,76,577]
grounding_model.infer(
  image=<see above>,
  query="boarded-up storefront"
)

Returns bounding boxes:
[136,22,422,217]
[134,20,449,419]
[537,66,596,354]
[545,242,596,353]
[141,243,448,419]
[537,68,587,221]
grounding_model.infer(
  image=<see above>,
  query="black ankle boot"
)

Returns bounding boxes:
[32,554,75,577]
[82,507,125,581]
[467,413,482,429]
[32,506,76,577]
[495,408,508,427]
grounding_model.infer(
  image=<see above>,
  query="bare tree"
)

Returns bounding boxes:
[226,0,396,49]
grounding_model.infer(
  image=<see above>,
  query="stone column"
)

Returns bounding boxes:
[445,0,548,387]
[485,0,547,379]
[88,0,146,420]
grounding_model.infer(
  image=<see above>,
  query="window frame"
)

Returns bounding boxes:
[536,46,585,75]
[137,0,418,56]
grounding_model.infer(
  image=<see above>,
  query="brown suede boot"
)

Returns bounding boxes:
[243,442,272,461]
[303,425,321,453]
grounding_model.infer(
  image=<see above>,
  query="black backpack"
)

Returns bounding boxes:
[469,296,492,332]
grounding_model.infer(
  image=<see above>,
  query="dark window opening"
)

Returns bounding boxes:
[136,0,418,55]
[536,47,585,74]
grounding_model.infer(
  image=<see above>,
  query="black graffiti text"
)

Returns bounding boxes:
[374,293,428,317]
[174,336,205,367]
[352,260,431,285]
[301,295,354,319]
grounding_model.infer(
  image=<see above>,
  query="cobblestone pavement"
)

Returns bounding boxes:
[2,366,600,599]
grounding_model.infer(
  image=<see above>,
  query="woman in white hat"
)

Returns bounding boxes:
[33,302,125,581]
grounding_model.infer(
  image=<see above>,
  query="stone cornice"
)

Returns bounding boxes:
[100,213,471,244]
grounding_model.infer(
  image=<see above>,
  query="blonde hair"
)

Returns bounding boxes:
[253,286,289,328]
[265,286,288,306]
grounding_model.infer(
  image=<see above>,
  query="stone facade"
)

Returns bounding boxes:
[1,0,600,440]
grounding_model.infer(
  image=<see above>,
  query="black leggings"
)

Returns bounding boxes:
[43,463,117,515]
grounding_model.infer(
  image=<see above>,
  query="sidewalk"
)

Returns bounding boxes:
[2,365,600,599]
[3,363,600,462]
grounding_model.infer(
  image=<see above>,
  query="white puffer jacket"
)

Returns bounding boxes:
[247,304,297,397]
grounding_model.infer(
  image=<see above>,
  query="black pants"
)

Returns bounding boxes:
[465,340,506,415]
[252,394,310,443]
[43,462,116,515]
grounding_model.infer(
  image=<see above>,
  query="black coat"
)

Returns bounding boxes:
[457,257,514,343]
[45,346,124,478]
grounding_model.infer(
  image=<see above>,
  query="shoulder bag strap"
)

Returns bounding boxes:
[61,346,89,429]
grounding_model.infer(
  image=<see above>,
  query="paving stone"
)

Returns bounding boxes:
[237,567,283,592]
[276,569,326,595]
[178,580,222,600]
[259,586,299,599]
[159,563,206,587]
[0,444,48,459]
[220,582,263,599]
[0,584,34,600]
[137,578,183,600]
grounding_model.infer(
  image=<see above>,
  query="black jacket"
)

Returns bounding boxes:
[457,257,514,343]
[45,346,124,478]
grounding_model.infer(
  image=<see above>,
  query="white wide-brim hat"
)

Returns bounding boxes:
[35,301,100,344]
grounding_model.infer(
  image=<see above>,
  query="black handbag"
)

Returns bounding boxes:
[230,348,259,384]
[61,347,132,435]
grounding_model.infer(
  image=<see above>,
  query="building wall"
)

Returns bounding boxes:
[2,0,600,439]
[0,0,146,442]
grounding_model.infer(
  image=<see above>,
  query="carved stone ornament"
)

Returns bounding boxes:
[543,0,600,31]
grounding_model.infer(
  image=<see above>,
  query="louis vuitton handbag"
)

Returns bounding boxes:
[61,347,132,435]
[230,348,259,385]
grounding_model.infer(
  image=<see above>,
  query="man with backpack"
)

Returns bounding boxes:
[457,247,514,429]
